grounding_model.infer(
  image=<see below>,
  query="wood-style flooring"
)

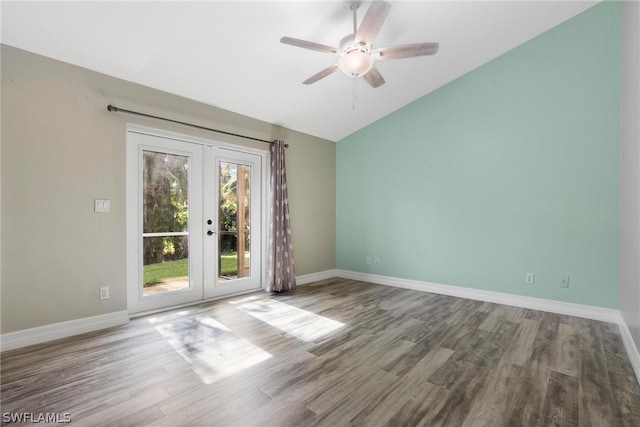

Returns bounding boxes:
[2,278,640,426]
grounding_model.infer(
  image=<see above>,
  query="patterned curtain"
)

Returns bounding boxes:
[266,140,296,292]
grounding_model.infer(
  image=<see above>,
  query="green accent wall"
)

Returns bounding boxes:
[336,1,621,308]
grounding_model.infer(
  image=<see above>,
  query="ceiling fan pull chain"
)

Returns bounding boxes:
[352,77,357,111]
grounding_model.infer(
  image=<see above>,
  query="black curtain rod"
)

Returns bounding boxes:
[107,105,288,147]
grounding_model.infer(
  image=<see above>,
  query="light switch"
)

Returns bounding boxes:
[95,199,110,213]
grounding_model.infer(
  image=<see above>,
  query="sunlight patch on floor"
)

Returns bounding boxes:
[235,298,345,342]
[153,314,272,384]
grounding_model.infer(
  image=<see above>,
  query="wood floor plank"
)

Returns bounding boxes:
[304,339,412,415]
[428,311,489,351]
[382,382,447,427]
[577,317,602,353]
[460,362,522,427]
[477,304,524,331]
[383,341,433,376]
[184,388,272,427]
[157,348,314,415]
[350,346,454,427]
[307,369,399,427]
[579,349,618,427]
[541,370,579,427]
[602,338,640,425]
[2,279,639,427]
[501,317,540,366]
[102,404,166,427]
[71,387,170,426]
[263,404,318,427]
[531,312,561,368]
[258,334,373,398]
[422,364,494,426]
[450,319,519,370]
[550,322,579,377]
[230,386,319,426]
[504,366,551,427]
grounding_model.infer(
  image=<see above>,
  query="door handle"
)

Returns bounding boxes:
[207,230,215,236]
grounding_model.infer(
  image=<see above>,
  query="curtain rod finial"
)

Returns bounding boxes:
[271,140,290,148]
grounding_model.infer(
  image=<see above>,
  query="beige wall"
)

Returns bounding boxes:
[0,45,336,333]
[620,1,640,353]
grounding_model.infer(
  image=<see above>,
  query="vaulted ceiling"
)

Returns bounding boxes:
[1,1,599,142]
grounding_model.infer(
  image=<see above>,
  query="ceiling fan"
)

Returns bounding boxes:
[280,0,439,88]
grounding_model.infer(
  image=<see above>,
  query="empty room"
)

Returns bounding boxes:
[1,0,640,425]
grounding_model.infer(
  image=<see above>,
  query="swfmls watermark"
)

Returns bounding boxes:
[2,412,71,424]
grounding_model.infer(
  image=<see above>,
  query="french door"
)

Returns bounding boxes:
[127,128,265,314]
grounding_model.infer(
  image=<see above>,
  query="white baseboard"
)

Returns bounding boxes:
[296,269,340,286]
[0,310,129,352]
[335,269,621,323]
[335,269,640,384]
[618,320,640,383]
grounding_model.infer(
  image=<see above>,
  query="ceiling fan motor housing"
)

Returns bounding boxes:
[338,34,374,77]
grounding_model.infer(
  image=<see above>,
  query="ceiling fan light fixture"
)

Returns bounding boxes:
[338,49,373,77]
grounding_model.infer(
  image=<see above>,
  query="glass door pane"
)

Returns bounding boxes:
[142,150,190,295]
[128,129,206,314]
[218,161,251,281]
[204,147,262,299]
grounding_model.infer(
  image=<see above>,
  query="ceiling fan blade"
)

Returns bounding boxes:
[355,0,392,46]
[280,36,338,54]
[303,64,339,85]
[363,64,385,88]
[372,42,440,60]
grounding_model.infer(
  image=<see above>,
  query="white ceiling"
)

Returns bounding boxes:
[1,0,599,142]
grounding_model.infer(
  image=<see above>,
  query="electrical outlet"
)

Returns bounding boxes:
[94,199,110,213]
[525,273,534,284]
[374,258,380,265]
[100,286,110,300]
[366,256,371,265]
[560,276,569,288]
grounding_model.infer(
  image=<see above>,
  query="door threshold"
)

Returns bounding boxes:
[129,288,263,319]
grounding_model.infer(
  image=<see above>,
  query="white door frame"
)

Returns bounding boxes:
[126,125,269,314]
